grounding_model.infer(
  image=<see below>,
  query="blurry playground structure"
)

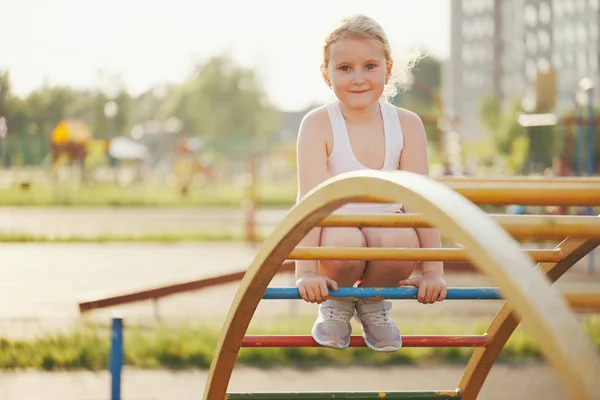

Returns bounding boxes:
[50,119,95,172]
[49,119,149,183]
[47,119,217,189]
[78,172,600,400]
[518,73,598,178]
[172,137,217,194]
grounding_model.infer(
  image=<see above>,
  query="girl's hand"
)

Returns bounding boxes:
[296,273,338,304]
[398,274,447,304]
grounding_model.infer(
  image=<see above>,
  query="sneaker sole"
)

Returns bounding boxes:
[311,327,350,350]
[363,335,402,352]
[354,314,402,352]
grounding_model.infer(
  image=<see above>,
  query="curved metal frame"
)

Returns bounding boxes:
[202,170,600,400]
[458,236,600,399]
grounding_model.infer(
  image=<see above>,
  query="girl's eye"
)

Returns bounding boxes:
[339,66,350,71]
[366,64,376,70]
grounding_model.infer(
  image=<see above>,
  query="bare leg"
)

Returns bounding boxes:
[311,227,367,349]
[352,227,420,352]
[318,227,367,287]
[360,227,420,287]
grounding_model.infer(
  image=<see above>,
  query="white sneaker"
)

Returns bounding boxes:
[311,299,354,349]
[355,300,402,352]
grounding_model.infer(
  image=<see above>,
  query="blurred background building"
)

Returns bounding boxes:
[447,0,599,141]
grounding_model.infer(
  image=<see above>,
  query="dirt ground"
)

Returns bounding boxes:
[0,364,571,400]
[0,206,287,237]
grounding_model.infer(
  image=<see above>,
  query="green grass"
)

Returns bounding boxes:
[0,181,297,208]
[1,315,598,371]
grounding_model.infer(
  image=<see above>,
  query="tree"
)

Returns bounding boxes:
[26,86,77,137]
[112,90,131,137]
[131,85,174,127]
[6,96,30,135]
[0,71,11,119]
[86,90,131,138]
[0,71,31,136]
[8,86,78,164]
[393,54,444,158]
[478,94,535,173]
[399,54,442,109]
[163,54,280,154]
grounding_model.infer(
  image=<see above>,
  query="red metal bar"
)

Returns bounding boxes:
[242,335,488,348]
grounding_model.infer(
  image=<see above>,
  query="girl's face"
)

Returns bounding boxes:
[324,37,392,109]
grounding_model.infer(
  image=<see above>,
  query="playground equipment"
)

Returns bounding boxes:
[90,172,600,400]
[50,120,93,170]
[172,137,216,194]
[198,171,600,400]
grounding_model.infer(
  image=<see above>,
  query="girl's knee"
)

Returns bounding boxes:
[320,259,364,271]
[320,227,366,248]
[362,228,420,248]
[320,227,366,272]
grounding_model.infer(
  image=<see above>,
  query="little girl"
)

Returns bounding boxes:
[295,14,447,352]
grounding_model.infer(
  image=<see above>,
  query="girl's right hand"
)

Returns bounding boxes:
[296,274,338,304]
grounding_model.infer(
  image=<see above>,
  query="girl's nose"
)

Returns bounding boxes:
[352,72,366,84]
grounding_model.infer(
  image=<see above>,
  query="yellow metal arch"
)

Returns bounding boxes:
[459,236,600,399]
[202,170,600,400]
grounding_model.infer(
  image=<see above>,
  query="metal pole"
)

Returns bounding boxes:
[575,106,584,175]
[587,88,595,274]
[244,153,257,245]
[587,88,595,177]
[110,317,124,400]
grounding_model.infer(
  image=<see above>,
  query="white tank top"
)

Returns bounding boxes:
[325,99,404,214]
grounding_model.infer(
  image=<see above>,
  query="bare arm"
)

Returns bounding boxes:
[398,109,444,277]
[294,110,330,280]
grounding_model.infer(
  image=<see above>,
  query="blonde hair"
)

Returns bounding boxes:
[322,14,421,102]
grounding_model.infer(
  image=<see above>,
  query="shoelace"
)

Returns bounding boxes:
[362,309,392,325]
[322,306,353,323]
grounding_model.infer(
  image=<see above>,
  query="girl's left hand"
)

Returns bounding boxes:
[398,274,447,304]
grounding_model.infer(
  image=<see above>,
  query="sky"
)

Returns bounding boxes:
[0,0,450,111]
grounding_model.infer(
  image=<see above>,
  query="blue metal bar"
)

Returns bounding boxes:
[110,317,123,400]
[263,287,502,300]
[587,88,596,275]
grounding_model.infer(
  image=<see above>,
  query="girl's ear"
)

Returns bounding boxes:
[386,61,394,83]
[321,64,331,87]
